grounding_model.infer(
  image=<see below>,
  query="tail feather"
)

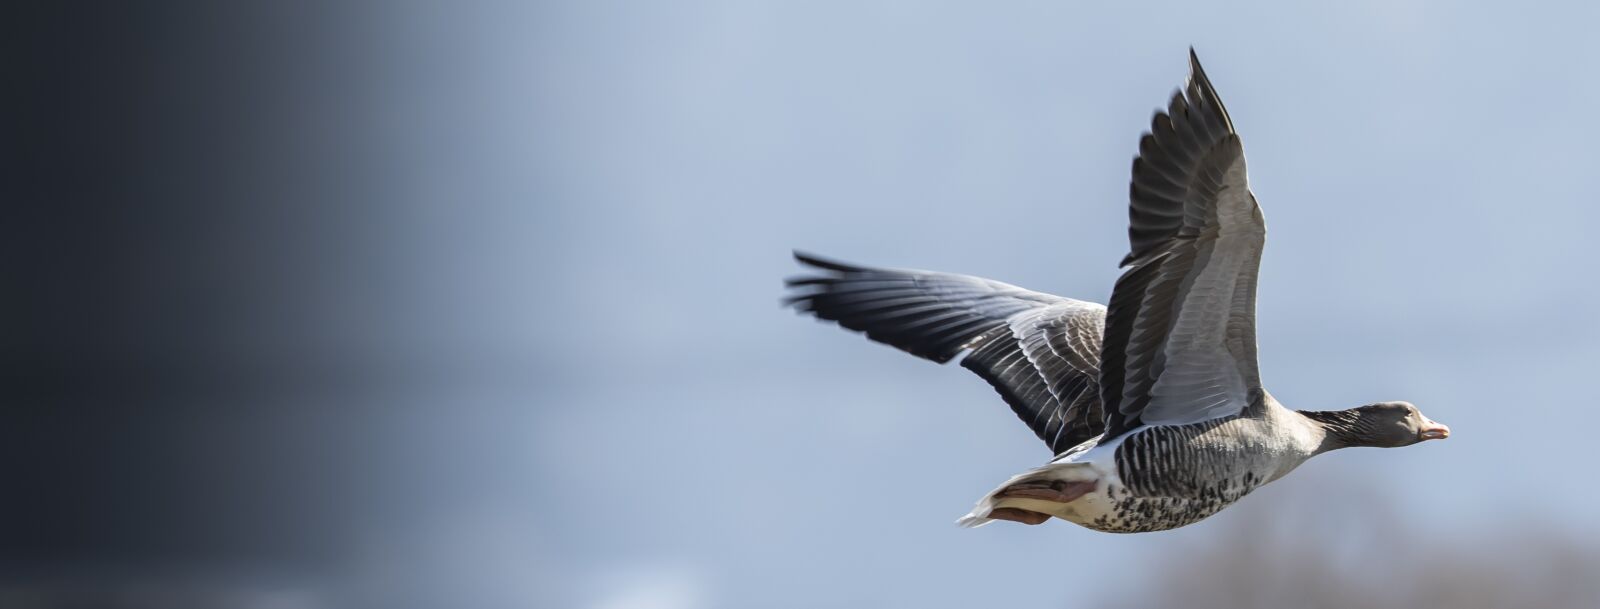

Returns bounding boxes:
[956,462,1098,528]
[956,513,993,528]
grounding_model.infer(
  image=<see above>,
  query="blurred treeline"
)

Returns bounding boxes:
[1104,478,1599,609]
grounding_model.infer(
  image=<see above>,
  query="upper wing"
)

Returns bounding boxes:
[1099,50,1267,440]
[785,252,1107,454]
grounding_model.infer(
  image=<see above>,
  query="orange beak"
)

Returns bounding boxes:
[1419,420,1451,441]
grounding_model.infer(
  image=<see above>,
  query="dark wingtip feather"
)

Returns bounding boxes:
[792,250,862,273]
[1187,48,1212,96]
[784,276,831,287]
[782,296,815,310]
[1184,48,1233,132]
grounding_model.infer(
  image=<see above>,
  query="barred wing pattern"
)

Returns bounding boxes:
[785,253,1107,454]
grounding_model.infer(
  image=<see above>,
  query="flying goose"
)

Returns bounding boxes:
[784,50,1448,533]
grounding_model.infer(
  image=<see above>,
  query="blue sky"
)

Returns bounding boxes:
[480,2,1600,607]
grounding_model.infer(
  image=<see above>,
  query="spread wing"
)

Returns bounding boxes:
[785,252,1107,454]
[1099,49,1267,440]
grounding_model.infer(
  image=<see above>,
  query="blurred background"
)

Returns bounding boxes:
[8,1,1600,608]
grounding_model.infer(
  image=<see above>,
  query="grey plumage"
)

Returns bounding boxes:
[785,253,1107,454]
[785,49,1447,534]
[1100,49,1264,441]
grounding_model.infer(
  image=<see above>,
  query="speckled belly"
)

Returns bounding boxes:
[1078,484,1258,533]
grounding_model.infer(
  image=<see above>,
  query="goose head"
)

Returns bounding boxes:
[1302,401,1450,451]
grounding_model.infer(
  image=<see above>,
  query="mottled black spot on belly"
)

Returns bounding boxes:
[1095,422,1271,533]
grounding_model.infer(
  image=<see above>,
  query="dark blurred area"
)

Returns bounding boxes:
[6,3,552,606]
[8,0,353,560]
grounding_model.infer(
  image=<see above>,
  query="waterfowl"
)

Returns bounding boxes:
[784,50,1448,533]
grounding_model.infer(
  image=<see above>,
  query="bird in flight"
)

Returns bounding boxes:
[785,49,1448,533]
